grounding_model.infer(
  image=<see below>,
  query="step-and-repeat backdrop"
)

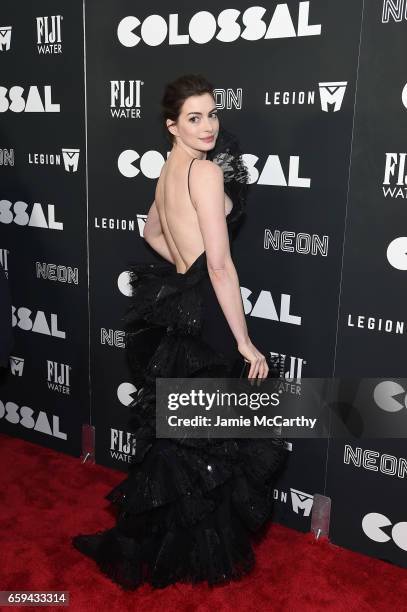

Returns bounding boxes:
[1,0,407,569]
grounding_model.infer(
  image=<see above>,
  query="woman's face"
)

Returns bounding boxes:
[167,93,219,151]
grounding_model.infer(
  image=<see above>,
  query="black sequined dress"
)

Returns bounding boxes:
[71,128,288,590]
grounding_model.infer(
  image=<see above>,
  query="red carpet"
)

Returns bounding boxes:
[1,432,407,612]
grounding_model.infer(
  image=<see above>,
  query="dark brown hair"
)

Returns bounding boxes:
[161,74,215,145]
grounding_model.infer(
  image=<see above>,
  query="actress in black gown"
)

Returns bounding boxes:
[72,74,288,590]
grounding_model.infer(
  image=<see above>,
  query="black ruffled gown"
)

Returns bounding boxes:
[71,128,289,590]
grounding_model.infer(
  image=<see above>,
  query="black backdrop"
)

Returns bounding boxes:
[1,0,407,569]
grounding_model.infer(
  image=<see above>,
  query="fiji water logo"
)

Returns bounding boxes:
[110,80,143,119]
[36,15,63,54]
[47,360,71,394]
[110,428,136,463]
[0,248,9,277]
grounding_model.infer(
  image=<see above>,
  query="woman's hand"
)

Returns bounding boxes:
[237,338,269,383]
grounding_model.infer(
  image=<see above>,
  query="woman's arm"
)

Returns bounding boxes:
[143,200,175,264]
[189,160,249,346]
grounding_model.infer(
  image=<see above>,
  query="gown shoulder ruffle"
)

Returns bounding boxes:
[71,127,289,590]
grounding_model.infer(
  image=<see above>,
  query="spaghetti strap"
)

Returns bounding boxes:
[187,157,196,201]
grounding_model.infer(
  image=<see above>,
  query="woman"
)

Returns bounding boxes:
[72,74,288,589]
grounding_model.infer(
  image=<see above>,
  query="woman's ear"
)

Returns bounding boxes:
[166,118,178,138]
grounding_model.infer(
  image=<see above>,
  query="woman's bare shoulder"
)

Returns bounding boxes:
[190,158,223,181]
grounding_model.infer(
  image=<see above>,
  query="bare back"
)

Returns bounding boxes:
[155,156,233,274]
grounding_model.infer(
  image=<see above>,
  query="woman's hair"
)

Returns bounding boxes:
[161,74,215,145]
